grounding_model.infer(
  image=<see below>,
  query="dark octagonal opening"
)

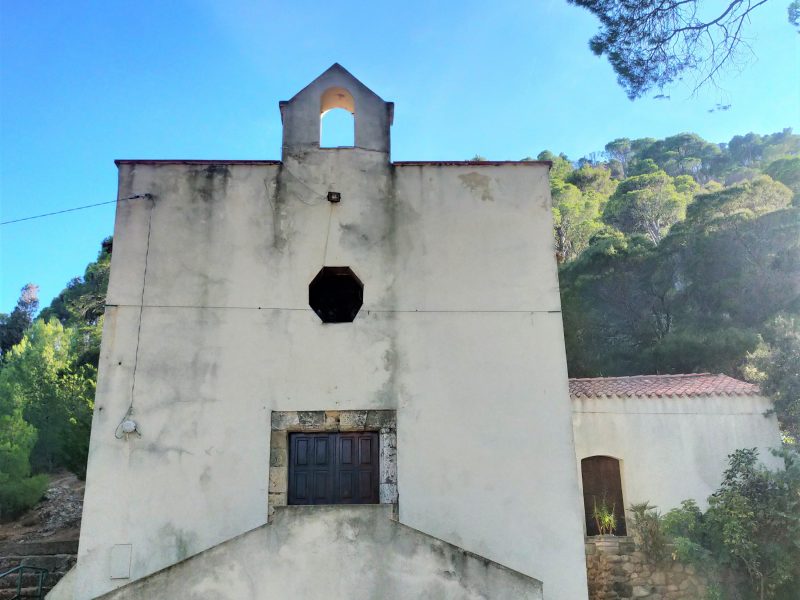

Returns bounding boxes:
[309,266,364,323]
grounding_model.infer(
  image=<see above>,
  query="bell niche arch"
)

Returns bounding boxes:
[279,63,393,157]
[320,86,355,147]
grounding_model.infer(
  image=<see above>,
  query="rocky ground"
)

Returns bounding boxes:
[0,471,84,544]
[0,472,83,598]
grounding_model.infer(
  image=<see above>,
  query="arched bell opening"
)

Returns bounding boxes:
[320,86,355,148]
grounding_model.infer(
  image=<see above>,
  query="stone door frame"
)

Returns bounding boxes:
[268,410,398,519]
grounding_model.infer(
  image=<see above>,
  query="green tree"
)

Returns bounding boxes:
[604,138,633,178]
[790,0,800,28]
[0,310,49,518]
[765,157,800,203]
[637,133,724,182]
[729,129,800,170]
[674,174,700,196]
[552,180,605,262]
[0,398,47,519]
[566,164,618,198]
[40,237,111,330]
[730,132,768,167]
[627,158,661,176]
[0,320,96,476]
[0,284,39,356]
[631,137,657,156]
[39,237,111,370]
[538,150,574,180]
[603,170,691,243]
[664,449,800,600]
[560,168,798,381]
[567,1,791,99]
[743,316,800,443]
[559,230,665,375]
[0,236,110,507]
[685,175,793,224]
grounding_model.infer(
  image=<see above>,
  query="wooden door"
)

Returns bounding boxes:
[288,432,379,505]
[581,456,627,536]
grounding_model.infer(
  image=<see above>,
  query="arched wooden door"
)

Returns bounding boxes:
[581,456,627,536]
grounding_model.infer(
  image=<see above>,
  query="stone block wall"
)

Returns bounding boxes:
[585,536,708,600]
[0,540,77,599]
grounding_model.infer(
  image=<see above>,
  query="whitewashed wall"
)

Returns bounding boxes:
[572,393,783,521]
[97,506,544,600]
[60,150,588,599]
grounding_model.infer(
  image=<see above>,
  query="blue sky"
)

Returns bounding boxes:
[1,0,798,313]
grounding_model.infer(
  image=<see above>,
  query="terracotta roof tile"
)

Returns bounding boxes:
[568,373,759,398]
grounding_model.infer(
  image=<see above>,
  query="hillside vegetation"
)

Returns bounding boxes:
[547,130,799,443]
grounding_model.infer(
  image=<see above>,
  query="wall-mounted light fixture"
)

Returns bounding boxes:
[120,419,138,435]
[115,410,142,440]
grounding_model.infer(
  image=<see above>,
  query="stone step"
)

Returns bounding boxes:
[0,586,52,600]
[0,542,78,558]
[0,556,74,574]
[0,571,46,589]
[0,569,62,590]
[0,540,77,598]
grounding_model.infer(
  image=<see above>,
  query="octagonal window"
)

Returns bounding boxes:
[309,266,363,323]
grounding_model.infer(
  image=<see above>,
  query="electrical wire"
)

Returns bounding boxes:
[0,194,151,225]
[106,302,559,314]
[114,194,155,440]
[322,201,334,266]
[282,167,335,206]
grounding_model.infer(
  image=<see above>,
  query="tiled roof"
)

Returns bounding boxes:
[393,160,551,167]
[569,373,759,398]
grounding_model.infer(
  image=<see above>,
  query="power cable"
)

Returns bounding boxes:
[114,193,155,440]
[0,194,151,225]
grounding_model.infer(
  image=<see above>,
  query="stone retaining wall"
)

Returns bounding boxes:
[585,536,708,600]
[0,540,77,599]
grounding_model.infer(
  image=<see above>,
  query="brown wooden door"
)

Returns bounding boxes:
[288,432,379,505]
[581,456,627,536]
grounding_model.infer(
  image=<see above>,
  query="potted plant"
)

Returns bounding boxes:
[593,496,617,536]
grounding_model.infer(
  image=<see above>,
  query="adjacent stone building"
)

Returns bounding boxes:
[571,374,781,600]
[572,373,781,537]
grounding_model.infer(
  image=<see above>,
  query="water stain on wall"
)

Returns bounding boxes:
[458,172,494,202]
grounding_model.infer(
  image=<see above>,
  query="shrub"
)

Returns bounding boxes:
[0,408,45,519]
[662,499,710,563]
[629,502,669,563]
[0,474,47,521]
[655,449,800,600]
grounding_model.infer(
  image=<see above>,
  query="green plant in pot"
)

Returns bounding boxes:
[593,496,617,535]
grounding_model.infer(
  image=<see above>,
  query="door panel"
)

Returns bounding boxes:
[359,437,373,464]
[340,437,354,464]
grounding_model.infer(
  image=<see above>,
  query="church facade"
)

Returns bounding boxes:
[52,65,586,599]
